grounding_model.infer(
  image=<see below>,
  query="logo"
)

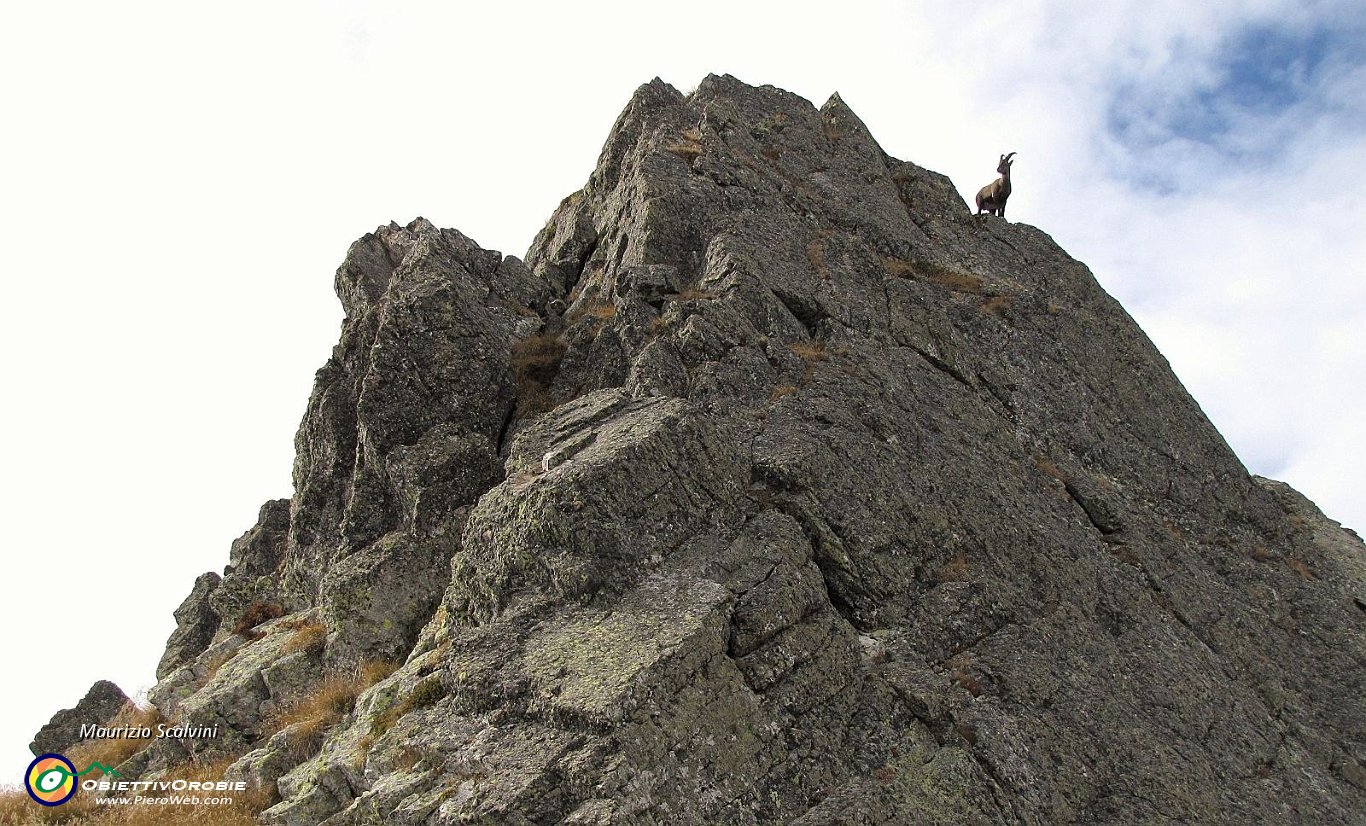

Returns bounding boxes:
[23,753,121,807]
[25,753,78,806]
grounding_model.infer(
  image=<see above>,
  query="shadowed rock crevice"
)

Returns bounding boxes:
[107,75,1366,825]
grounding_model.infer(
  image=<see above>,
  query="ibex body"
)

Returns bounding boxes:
[975,152,1016,218]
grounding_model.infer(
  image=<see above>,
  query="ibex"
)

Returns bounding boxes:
[975,152,1016,218]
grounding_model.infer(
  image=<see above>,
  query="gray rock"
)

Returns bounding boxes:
[158,499,292,680]
[115,75,1366,824]
[30,680,128,756]
[278,217,543,663]
[156,571,222,679]
[225,723,315,797]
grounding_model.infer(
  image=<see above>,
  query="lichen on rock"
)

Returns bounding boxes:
[74,74,1366,824]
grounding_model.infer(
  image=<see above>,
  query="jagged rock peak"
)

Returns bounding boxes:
[30,680,129,757]
[98,75,1366,824]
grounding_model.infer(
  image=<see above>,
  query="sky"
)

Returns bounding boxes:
[2,0,1362,788]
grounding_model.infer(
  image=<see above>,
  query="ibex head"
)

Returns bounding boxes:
[997,152,1016,176]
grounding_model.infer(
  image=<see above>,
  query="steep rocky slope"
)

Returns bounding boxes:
[50,75,1365,824]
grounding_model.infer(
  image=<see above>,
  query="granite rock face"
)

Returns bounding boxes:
[122,75,1366,824]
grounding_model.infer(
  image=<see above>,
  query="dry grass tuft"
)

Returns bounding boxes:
[788,339,829,387]
[581,301,617,320]
[674,288,717,301]
[952,666,983,698]
[979,295,1014,317]
[665,129,703,165]
[883,256,986,294]
[880,256,918,279]
[358,660,398,686]
[806,236,830,280]
[266,661,397,760]
[510,334,567,421]
[270,676,362,758]
[936,549,970,583]
[788,339,828,363]
[0,785,101,822]
[280,621,327,656]
[665,142,703,161]
[1032,455,1069,484]
[231,601,285,639]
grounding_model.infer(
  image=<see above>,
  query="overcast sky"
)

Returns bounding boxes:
[2,0,1362,787]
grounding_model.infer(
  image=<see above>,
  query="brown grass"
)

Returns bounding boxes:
[265,661,397,760]
[806,236,830,280]
[665,142,702,161]
[665,130,703,165]
[280,621,327,656]
[511,334,566,384]
[883,256,986,294]
[0,785,101,822]
[674,288,717,301]
[788,340,828,363]
[584,298,617,319]
[789,339,829,387]
[510,334,567,420]
[358,661,398,686]
[952,666,983,698]
[979,295,1014,317]
[936,549,970,583]
[1032,455,1069,484]
[231,601,285,638]
[268,676,362,758]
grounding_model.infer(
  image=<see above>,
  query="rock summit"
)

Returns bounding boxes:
[41,75,1365,825]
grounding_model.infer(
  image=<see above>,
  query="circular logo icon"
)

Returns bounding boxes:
[25,753,78,806]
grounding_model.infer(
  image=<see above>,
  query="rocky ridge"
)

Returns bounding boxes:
[41,75,1365,824]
